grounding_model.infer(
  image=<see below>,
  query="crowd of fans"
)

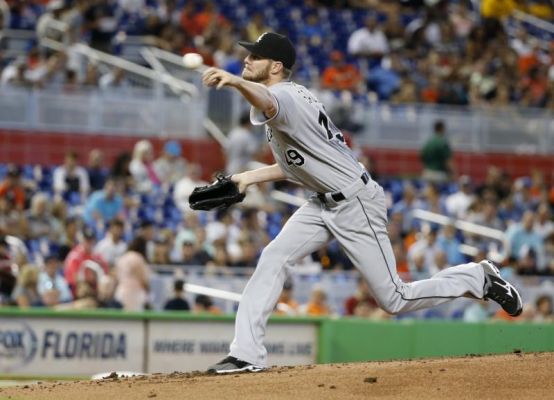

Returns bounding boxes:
[1,0,554,109]
[0,0,553,322]
[0,131,552,321]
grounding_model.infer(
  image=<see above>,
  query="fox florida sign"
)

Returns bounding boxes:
[0,318,144,376]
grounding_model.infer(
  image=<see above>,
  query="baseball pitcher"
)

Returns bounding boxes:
[201,32,522,373]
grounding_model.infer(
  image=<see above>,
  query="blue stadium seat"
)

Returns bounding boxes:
[423,309,445,319]
[450,309,465,320]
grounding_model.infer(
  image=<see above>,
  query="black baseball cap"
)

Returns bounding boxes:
[238,32,296,69]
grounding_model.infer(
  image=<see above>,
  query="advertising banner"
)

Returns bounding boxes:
[0,318,144,376]
[147,321,317,373]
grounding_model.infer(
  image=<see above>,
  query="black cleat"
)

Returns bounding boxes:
[207,356,264,374]
[481,260,523,317]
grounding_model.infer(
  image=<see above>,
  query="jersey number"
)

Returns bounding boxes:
[285,149,305,166]
[318,111,345,143]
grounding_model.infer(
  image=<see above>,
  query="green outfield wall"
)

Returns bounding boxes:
[0,308,552,377]
[317,319,554,363]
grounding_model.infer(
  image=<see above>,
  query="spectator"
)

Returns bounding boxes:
[445,175,475,219]
[434,250,451,271]
[301,13,324,46]
[532,295,554,322]
[151,236,172,265]
[274,280,299,316]
[83,177,124,227]
[463,299,490,322]
[0,164,26,211]
[94,219,127,268]
[239,208,270,250]
[232,235,259,268]
[111,152,133,190]
[534,202,554,239]
[0,196,25,238]
[365,51,404,100]
[129,140,160,193]
[0,236,16,305]
[344,276,379,316]
[420,120,453,184]
[97,275,122,309]
[180,238,205,266]
[225,113,260,175]
[513,177,539,211]
[205,243,231,275]
[153,140,188,186]
[478,166,511,202]
[0,57,33,88]
[53,151,90,203]
[506,210,546,272]
[214,35,245,74]
[193,294,222,314]
[347,15,390,67]
[192,1,230,39]
[390,77,418,104]
[173,163,208,212]
[55,281,98,310]
[245,12,271,43]
[24,192,63,241]
[36,0,66,43]
[544,232,554,275]
[137,219,156,261]
[480,0,515,40]
[383,10,406,50]
[37,253,73,304]
[179,1,200,37]
[390,182,424,234]
[12,264,42,307]
[407,225,442,278]
[83,0,118,53]
[114,236,151,311]
[99,67,131,91]
[164,279,191,311]
[57,216,81,261]
[87,149,107,192]
[448,2,475,40]
[320,50,362,93]
[173,212,200,249]
[300,286,331,316]
[64,226,109,295]
[421,183,448,215]
[437,223,465,266]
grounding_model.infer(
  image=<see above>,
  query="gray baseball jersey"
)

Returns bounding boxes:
[226,79,502,369]
[250,81,363,193]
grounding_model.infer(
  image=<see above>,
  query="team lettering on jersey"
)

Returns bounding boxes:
[293,82,318,105]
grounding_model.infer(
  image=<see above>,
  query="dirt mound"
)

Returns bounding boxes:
[2,352,552,400]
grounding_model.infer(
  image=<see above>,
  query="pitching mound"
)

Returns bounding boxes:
[2,352,552,399]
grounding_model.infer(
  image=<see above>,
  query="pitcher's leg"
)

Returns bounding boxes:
[229,200,332,366]
[328,189,485,314]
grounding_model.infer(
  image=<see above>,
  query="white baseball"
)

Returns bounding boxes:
[182,53,204,69]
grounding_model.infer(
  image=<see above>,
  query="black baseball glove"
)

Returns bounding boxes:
[189,173,245,211]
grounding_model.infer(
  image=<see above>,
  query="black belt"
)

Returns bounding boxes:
[317,172,370,203]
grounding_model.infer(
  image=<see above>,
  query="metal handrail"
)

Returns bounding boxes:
[512,10,554,34]
[411,209,506,242]
[39,38,198,97]
[142,46,231,147]
[146,46,190,66]
[36,14,200,97]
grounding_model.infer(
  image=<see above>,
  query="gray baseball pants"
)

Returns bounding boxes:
[229,178,485,367]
